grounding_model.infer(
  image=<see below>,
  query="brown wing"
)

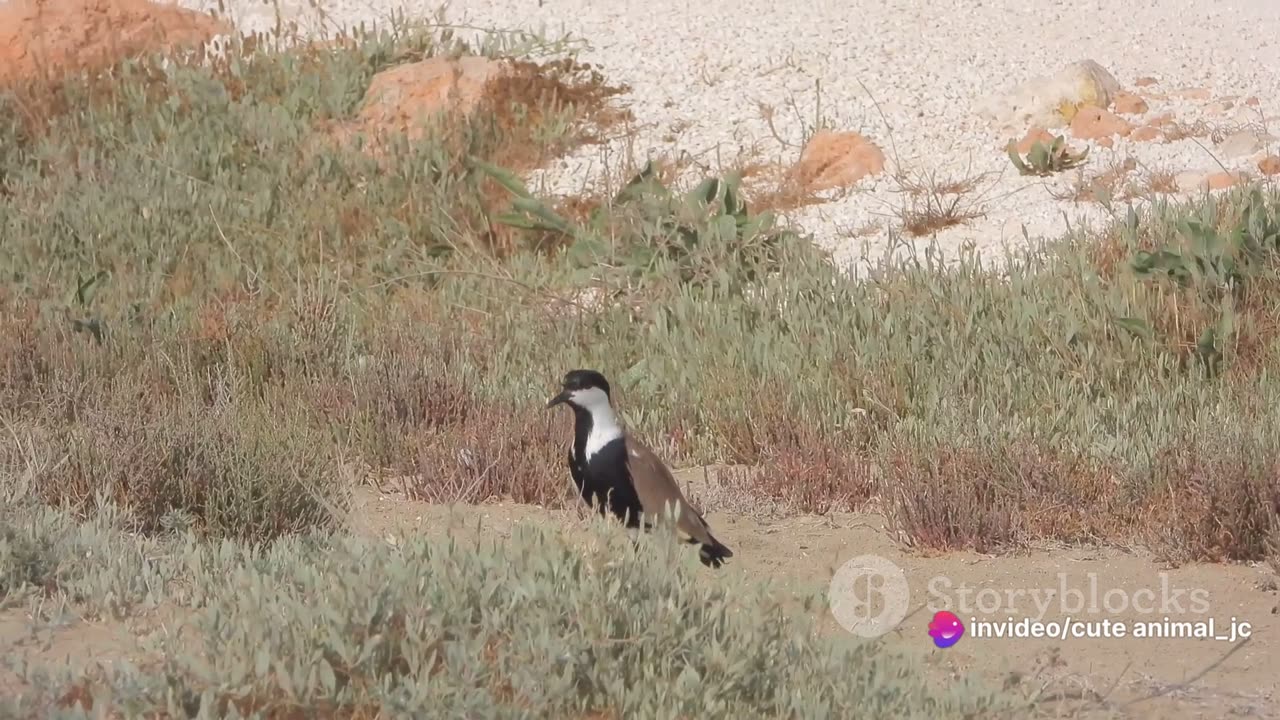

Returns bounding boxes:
[623,435,717,546]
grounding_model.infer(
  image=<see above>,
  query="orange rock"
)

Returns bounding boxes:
[1258,155,1280,176]
[791,130,886,192]
[1069,106,1134,142]
[324,55,517,158]
[1204,172,1241,190]
[1130,125,1164,143]
[1134,76,1159,87]
[1173,87,1212,100]
[1146,113,1176,127]
[1245,96,1261,107]
[1014,126,1055,154]
[354,56,511,141]
[0,0,230,87]
[1112,91,1149,115]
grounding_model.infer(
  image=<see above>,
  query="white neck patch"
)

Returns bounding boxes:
[571,387,622,460]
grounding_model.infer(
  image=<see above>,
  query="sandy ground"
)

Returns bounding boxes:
[4,471,1276,718]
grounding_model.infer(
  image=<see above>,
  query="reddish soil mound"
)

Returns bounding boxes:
[0,0,231,87]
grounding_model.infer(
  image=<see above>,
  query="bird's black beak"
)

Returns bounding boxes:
[546,389,569,409]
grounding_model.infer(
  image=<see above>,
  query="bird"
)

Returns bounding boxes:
[545,369,734,568]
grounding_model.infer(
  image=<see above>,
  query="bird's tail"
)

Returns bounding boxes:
[697,536,734,569]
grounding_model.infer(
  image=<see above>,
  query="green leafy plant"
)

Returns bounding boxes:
[473,157,796,288]
[1130,188,1280,288]
[1120,188,1280,377]
[1006,135,1089,176]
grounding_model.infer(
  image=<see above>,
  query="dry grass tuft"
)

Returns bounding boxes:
[479,57,632,172]
[895,169,990,237]
[1143,438,1280,564]
[883,443,1127,553]
[1142,167,1179,196]
[740,162,838,213]
[1054,158,1180,206]
[879,433,1280,564]
[401,389,568,506]
[1053,156,1139,204]
[693,378,875,514]
[746,444,875,515]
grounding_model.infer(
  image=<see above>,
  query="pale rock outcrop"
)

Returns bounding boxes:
[977,59,1122,136]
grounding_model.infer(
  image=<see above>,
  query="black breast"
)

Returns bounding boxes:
[578,437,646,528]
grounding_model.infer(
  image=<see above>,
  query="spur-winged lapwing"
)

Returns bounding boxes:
[546,369,734,568]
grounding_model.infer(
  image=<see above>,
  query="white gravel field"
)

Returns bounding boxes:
[185,0,1280,274]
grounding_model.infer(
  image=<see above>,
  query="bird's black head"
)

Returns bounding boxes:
[546,369,612,410]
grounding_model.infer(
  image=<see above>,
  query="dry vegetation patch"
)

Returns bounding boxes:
[894,168,991,237]
[882,443,1129,553]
